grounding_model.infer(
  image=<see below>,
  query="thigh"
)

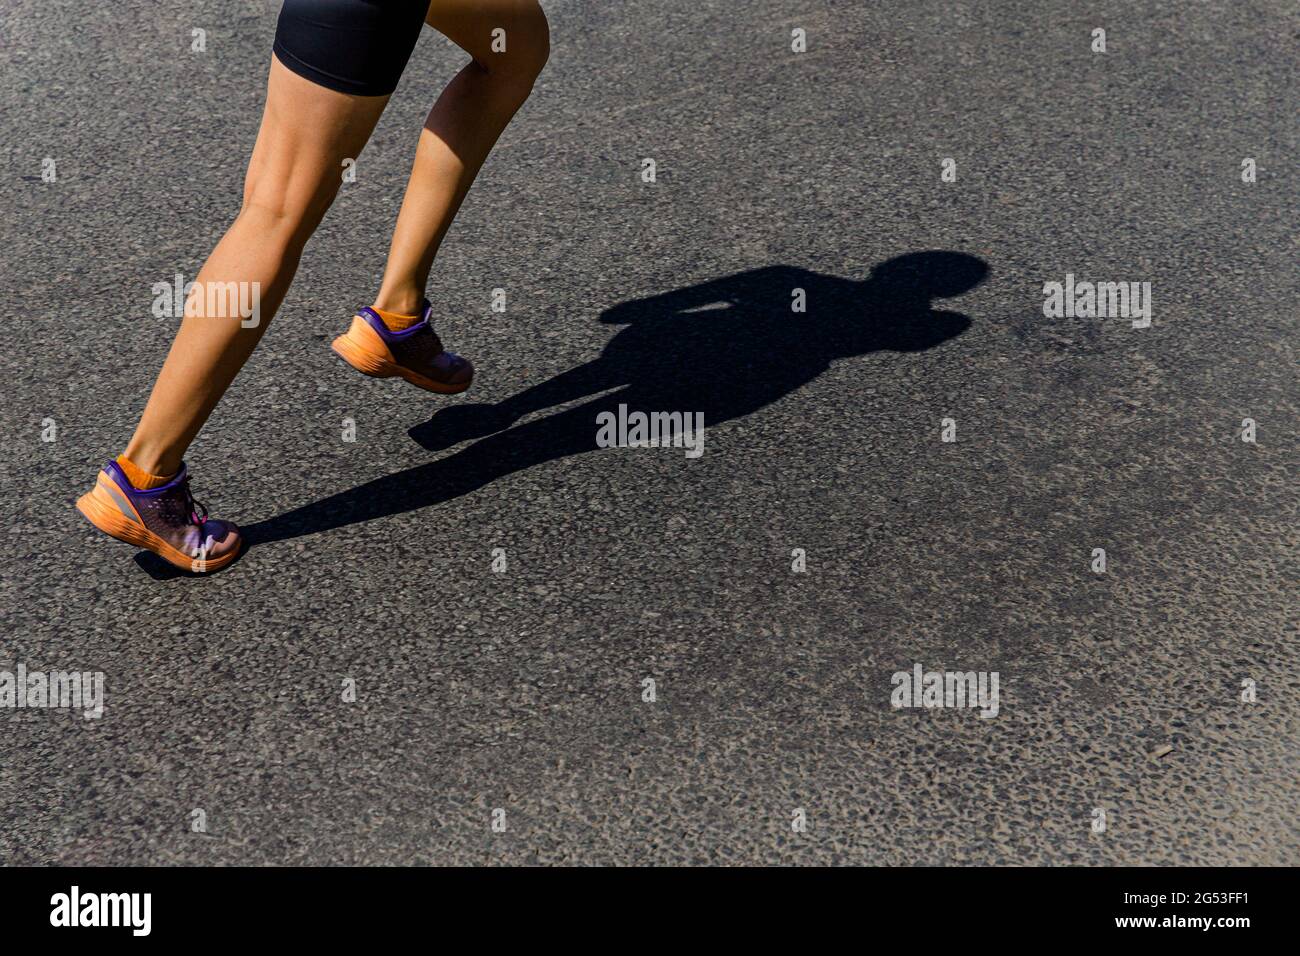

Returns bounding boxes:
[241,57,391,232]
[423,0,548,66]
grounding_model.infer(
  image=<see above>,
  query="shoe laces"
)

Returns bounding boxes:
[182,477,209,526]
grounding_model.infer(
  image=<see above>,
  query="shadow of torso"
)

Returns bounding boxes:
[593,264,971,426]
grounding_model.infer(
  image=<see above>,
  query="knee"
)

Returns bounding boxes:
[237,177,337,250]
[479,3,549,99]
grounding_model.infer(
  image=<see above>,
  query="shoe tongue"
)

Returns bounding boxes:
[420,300,434,325]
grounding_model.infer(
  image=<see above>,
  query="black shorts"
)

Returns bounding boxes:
[272,0,429,97]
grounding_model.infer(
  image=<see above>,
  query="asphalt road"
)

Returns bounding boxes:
[1,0,1296,865]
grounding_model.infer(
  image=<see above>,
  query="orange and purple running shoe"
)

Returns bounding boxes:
[331,301,473,394]
[75,462,242,573]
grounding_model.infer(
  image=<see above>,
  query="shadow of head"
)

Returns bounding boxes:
[867,251,989,299]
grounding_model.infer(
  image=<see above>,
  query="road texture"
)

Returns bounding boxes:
[0,0,1296,864]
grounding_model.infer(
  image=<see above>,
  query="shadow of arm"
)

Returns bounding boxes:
[600,267,807,324]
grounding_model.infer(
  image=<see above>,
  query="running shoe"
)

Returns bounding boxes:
[75,461,242,573]
[331,301,473,394]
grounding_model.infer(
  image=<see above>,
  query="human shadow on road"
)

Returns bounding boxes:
[242,251,988,549]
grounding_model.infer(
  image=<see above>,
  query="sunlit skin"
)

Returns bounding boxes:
[124,0,549,478]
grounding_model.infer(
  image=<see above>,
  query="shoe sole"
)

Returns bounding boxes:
[332,318,472,395]
[76,481,238,573]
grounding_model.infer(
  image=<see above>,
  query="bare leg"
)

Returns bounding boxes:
[372,0,549,314]
[123,58,390,477]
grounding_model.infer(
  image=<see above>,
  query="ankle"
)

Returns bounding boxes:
[116,452,178,490]
[371,288,425,316]
[121,439,181,478]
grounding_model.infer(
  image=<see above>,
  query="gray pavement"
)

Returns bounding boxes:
[0,0,1296,865]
